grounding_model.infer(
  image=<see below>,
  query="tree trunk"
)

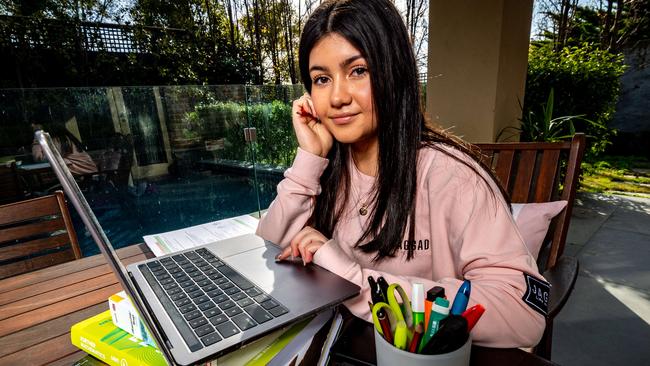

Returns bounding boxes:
[224,0,237,51]
[602,0,614,48]
[253,0,264,83]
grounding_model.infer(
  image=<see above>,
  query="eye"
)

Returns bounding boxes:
[312,76,330,85]
[351,66,368,77]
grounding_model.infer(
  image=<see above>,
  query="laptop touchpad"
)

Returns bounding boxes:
[206,234,268,258]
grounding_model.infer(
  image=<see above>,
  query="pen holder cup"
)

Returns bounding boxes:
[374,329,471,366]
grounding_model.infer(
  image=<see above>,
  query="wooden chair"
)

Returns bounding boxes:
[476,133,586,360]
[0,190,82,279]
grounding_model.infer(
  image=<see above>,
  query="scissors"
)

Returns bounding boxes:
[371,283,414,350]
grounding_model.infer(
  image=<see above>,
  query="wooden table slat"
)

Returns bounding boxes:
[0,332,79,366]
[0,303,106,358]
[0,253,148,306]
[0,244,149,293]
[0,272,120,321]
[0,282,122,337]
[47,351,89,366]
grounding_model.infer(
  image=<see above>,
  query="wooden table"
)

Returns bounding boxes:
[0,244,558,366]
[0,244,155,365]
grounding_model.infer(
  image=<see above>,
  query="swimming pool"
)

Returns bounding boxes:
[76,172,282,256]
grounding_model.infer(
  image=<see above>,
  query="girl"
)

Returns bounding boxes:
[32,123,98,176]
[257,0,546,348]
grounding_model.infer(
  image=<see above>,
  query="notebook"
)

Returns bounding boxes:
[36,131,360,365]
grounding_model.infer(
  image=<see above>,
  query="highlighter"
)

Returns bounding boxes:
[450,280,471,315]
[411,283,425,328]
[418,297,449,353]
[424,286,445,333]
[393,320,408,350]
[462,304,485,331]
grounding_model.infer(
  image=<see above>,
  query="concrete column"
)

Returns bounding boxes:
[425,0,533,142]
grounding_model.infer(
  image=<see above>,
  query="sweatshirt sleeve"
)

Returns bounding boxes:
[439,173,547,348]
[312,169,546,348]
[256,148,329,247]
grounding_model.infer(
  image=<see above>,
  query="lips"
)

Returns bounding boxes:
[330,113,359,125]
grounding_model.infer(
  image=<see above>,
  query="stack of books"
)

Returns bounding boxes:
[70,295,344,366]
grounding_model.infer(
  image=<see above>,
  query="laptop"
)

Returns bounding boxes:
[36,131,360,365]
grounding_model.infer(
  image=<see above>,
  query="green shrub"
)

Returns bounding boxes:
[185,100,297,167]
[524,43,626,154]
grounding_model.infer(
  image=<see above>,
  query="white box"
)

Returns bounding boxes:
[108,291,156,347]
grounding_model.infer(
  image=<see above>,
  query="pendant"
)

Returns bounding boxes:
[359,205,368,216]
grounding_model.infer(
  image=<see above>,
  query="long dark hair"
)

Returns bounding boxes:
[42,123,85,156]
[300,0,508,261]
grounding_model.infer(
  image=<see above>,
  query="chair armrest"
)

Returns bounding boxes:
[543,256,579,319]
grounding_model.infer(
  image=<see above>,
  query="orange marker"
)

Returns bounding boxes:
[424,286,445,333]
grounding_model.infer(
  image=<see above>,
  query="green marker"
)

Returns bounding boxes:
[411,283,425,328]
[419,297,450,353]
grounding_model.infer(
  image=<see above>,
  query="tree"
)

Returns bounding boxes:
[403,0,429,72]
[535,0,650,52]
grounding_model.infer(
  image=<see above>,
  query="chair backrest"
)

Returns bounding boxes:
[476,133,586,270]
[0,191,82,279]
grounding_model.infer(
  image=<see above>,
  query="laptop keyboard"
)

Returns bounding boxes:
[138,248,289,351]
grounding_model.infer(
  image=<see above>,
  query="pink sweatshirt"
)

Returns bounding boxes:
[256,146,546,348]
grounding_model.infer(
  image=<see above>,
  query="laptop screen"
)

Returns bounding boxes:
[35,131,176,364]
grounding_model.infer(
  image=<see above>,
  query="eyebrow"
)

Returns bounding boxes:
[309,55,365,73]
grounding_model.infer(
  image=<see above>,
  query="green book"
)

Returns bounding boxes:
[70,311,166,366]
[243,316,313,366]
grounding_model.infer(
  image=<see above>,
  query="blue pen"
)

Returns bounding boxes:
[450,280,471,315]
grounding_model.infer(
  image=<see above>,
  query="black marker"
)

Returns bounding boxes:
[368,276,386,304]
[420,315,469,355]
[377,276,390,302]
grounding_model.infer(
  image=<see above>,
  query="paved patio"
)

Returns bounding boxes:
[553,193,650,365]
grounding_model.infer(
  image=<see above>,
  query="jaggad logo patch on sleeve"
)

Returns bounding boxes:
[522,273,551,316]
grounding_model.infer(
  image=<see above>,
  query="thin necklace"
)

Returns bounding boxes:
[350,152,374,216]
[350,174,370,216]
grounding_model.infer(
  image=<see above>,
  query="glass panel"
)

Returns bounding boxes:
[122,88,166,165]
[0,85,290,258]
[246,85,303,211]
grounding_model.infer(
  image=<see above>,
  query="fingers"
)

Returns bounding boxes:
[302,241,322,264]
[276,245,292,261]
[292,93,318,121]
[305,95,318,120]
[277,227,327,265]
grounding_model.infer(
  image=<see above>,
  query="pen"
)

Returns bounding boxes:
[377,276,390,302]
[462,304,485,331]
[450,280,471,315]
[376,308,394,345]
[411,283,425,329]
[408,322,424,353]
[424,286,445,333]
[368,276,386,304]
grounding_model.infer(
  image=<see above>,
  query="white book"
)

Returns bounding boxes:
[317,309,344,366]
[266,309,334,366]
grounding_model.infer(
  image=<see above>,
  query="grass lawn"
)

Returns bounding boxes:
[580,156,650,197]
